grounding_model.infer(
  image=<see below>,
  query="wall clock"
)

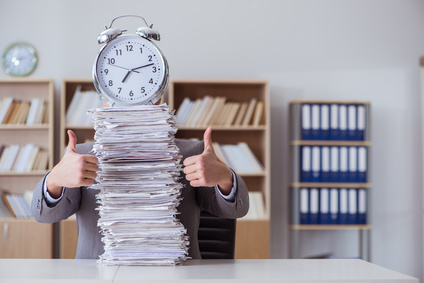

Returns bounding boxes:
[2,42,38,76]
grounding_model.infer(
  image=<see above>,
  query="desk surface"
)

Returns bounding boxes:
[0,259,418,283]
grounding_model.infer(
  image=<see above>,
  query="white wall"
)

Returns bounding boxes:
[1,0,423,280]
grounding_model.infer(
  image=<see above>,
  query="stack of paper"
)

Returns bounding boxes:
[88,104,189,266]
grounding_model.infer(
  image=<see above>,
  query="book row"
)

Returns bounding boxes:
[0,144,49,172]
[301,145,367,183]
[212,142,264,174]
[295,187,367,225]
[0,191,33,218]
[0,97,49,125]
[301,103,367,141]
[176,96,264,127]
[66,85,103,126]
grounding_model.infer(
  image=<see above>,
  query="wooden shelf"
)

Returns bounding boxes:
[290,140,372,146]
[0,78,54,185]
[290,224,372,230]
[59,78,271,260]
[59,218,78,259]
[64,125,95,130]
[177,126,267,131]
[0,78,54,259]
[168,79,270,259]
[290,100,371,105]
[0,171,49,176]
[61,78,97,153]
[0,219,52,258]
[0,125,50,130]
[238,172,267,177]
[290,182,371,188]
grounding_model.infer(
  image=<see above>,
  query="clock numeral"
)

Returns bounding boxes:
[108,80,113,86]
[141,87,145,93]
[129,90,134,97]
[107,58,115,64]
[126,45,133,52]
[148,55,152,62]
[118,87,122,94]
[139,47,143,54]
[149,78,154,84]
[152,67,157,73]
[115,49,122,56]
[104,69,109,75]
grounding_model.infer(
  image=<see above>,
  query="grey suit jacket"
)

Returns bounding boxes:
[32,139,249,259]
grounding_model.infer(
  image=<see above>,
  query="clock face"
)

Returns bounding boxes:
[93,35,168,107]
[2,42,38,76]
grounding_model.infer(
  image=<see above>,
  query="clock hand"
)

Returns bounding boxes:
[108,64,140,73]
[121,63,154,83]
[131,63,154,71]
[122,71,131,83]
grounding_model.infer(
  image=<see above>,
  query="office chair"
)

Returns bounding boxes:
[197,210,236,259]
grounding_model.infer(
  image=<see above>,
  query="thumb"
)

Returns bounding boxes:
[202,127,214,153]
[67,130,77,153]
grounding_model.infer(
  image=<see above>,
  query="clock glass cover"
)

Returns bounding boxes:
[93,34,168,107]
[2,42,38,76]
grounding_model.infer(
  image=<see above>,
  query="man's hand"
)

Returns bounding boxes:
[46,130,99,198]
[183,127,233,195]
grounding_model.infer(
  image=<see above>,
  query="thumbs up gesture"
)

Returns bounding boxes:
[46,130,99,198]
[183,127,233,195]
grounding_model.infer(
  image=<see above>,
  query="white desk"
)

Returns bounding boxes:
[0,259,418,283]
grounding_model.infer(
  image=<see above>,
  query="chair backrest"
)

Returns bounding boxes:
[197,210,236,259]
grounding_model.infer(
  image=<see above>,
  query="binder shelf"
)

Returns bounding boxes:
[288,100,371,261]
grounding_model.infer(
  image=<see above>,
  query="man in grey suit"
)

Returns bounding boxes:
[32,127,249,259]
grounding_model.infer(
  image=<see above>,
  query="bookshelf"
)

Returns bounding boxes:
[0,78,54,258]
[59,217,78,259]
[59,78,100,258]
[289,100,371,260]
[168,79,271,259]
[61,78,101,154]
[60,78,271,259]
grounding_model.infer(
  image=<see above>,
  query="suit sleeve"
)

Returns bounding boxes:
[31,144,87,223]
[194,141,249,219]
[31,174,81,223]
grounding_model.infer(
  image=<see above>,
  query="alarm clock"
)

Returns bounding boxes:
[93,15,169,107]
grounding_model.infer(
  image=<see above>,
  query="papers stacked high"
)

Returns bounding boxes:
[88,104,189,266]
